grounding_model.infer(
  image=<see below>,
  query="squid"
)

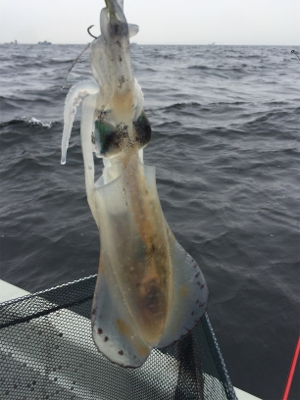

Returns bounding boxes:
[61,0,209,368]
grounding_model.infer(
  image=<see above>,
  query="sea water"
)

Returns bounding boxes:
[0,44,299,399]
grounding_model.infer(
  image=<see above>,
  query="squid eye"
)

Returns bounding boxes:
[133,111,151,149]
[94,120,127,157]
[94,120,116,156]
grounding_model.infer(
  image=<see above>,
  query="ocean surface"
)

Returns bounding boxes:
[0,43,299,399]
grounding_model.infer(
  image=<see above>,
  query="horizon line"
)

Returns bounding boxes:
[1,42,299,47]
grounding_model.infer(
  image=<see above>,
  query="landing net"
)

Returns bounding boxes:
[0,275,237,399]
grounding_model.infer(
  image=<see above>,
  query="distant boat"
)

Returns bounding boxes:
[3,40,18,46]
[38,41,52,45]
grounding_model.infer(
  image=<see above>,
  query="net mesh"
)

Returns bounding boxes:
[0,275,237,400]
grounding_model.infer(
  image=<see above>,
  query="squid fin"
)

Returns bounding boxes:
[158,228,209,348]
[92,261,151,368]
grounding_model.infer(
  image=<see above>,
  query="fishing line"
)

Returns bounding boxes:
[60,43,91,91]
[61,25,99,91]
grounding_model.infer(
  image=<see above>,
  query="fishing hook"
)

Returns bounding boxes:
[87,25,98,39]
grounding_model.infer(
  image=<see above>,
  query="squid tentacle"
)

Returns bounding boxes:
[61,80,99,165]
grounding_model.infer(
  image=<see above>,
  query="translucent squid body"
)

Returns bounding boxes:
[61,0,209,368]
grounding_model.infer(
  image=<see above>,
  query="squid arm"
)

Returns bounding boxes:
[61,0,209,368]
[61,80,99,165]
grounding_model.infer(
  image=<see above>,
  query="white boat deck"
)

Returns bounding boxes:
[0,279,261,400]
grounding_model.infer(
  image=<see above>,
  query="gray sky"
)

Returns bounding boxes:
[0,0,299,45]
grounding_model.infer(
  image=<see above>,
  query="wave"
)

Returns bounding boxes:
[188,65,209,70]
[48,58,89,66]
[0,94,54,114]
[162,101,201,111]
[160,100,251,114]
[0,117,54,129]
